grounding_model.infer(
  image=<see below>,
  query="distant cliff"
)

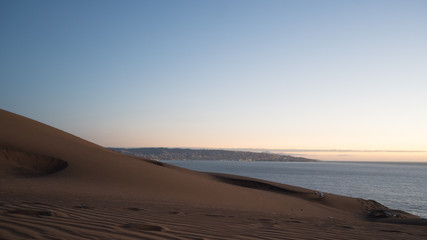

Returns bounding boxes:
[110,148,317,162]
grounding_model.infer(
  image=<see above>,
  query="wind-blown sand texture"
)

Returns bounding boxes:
[1,109,426,239]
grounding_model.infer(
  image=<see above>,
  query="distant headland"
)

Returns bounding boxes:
[109,147,318,162]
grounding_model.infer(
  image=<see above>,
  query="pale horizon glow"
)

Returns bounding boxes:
[1,0,427,162]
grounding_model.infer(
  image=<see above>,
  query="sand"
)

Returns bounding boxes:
[1,109,426,239]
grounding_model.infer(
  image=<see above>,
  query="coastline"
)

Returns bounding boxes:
[1,109,426,239]
[163,160,427,219]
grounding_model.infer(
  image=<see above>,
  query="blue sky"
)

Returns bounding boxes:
[1,0,427,160]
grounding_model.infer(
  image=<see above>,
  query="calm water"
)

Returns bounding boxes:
[163,160,427,218]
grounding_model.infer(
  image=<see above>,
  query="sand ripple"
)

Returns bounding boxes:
[1,201,426,240]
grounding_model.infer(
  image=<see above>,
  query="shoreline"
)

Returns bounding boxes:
[163,160,427,219]
[1,109,426,239]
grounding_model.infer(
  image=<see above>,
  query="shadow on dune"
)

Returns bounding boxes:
[211,173,301,195]
[0,147,68,178]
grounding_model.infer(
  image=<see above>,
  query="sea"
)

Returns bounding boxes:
[162,160,427,219]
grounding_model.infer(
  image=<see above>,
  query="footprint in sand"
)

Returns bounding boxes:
[7,209,52,217]
[125,207,142,211]
[122,223,168,232]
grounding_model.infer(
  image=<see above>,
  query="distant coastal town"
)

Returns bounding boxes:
[110,147,317,162]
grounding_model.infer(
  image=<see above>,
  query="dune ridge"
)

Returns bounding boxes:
[1,109,426,239]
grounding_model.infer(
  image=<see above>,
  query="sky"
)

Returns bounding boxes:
[1,0,427,161]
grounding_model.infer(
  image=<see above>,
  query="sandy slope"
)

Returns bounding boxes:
[1,109,426,239]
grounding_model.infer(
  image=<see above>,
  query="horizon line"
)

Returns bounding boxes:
[108,146,427,153]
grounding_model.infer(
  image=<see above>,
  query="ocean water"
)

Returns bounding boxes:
[162,160,427,218]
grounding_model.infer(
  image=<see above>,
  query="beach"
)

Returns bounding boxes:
[1,109,426,240]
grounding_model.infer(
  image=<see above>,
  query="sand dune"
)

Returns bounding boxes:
[0,148,68,177]
[1,109,426,239]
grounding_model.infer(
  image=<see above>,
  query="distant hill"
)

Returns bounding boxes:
[110,148,317,162]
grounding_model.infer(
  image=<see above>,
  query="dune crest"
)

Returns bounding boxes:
[1,109,426,239]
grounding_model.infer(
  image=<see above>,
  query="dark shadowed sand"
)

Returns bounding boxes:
[1,109,426,239]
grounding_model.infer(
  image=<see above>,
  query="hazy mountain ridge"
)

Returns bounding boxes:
[110,147,317,162]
